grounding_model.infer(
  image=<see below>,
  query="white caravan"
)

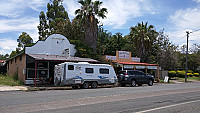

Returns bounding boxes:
[54,62,117,88]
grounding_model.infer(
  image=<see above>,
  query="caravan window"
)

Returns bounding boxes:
[68,65,74,70]
[85,68,93,73]
[100,68,109,74]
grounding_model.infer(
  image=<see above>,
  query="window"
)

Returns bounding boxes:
[85,68,93,73]
[68,65,74,70]
[100,68,109,74]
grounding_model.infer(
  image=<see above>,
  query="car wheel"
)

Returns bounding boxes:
[148,79,153,86]
[131,79,136,87]
[82,82,89,89]
[91,82,98,88]
[138,84,142,86]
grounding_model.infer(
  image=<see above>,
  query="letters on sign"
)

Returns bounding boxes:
[106,56,117,60]
[119,51,130,59]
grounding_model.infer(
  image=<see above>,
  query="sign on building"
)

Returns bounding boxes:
[106,56,117,60]
[119,51,130,59]
[131,57,140,62]
[124,65,134,69]
[147,66,157,70]
[135,66,145,69]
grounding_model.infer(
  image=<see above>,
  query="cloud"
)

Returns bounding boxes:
[62,0,155,29]
[193,0,200,3]
[101,0,155,29]
[63,0,80,19]
[169,8,200,31]
[0,0,47,18]
[0,39,18,55]
[167,7,200,46]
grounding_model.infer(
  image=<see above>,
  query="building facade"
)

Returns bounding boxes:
[7,34,99,85]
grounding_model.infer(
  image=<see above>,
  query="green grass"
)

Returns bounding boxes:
[0,74,24,86]
[175,77,200,82]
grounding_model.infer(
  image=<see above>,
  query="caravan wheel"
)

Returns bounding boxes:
[82,82,89,89]
[91,82,98,88]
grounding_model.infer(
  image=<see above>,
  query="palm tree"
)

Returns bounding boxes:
[129,21,158,62]
[75,0,107,53]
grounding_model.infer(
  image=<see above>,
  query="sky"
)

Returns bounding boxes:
[0,0,200,55]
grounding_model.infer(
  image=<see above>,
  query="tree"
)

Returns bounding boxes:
[38,0,70,40]
[155,29,179,70]
[75,0,108,53]
[97,26,111,55]
[17,32,33,51]
[129,22,158,62]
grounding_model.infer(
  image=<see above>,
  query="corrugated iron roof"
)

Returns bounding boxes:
[27,54,99,63]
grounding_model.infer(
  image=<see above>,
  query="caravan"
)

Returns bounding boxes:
[54,62,117,89]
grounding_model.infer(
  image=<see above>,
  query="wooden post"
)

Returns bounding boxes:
[157,66,160,82]
[35,61,37,87]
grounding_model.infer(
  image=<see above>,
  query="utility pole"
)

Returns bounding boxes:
[185,31,189,82]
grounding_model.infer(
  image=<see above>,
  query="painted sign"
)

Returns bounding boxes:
[119,51,130,59]
[147,66,157,70]
[124,65,134,69]
[106,56,117,60]
[131,57,140,62]
[135,66,145,69]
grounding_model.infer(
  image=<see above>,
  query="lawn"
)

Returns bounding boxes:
[176,77,200,82]
[0,74,24,86]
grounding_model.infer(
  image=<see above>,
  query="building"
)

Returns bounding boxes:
[7,34,99,85]
[105,50,160,81]
[0,60,6,74]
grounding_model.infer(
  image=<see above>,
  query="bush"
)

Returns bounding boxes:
[0,74,24,86]
[194,73,199,77]
[187,73,194,77]
[168,71,177,78]
[188,70,193,73]
[177,70,185,78]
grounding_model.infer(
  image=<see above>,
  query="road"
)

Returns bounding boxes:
[0,82,200,113]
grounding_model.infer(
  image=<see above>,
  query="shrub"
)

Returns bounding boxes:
[194,73,199,77]
[188,70,193,73]
[187,73,193,77]
[168,71,177,78]
[177,70,185,78]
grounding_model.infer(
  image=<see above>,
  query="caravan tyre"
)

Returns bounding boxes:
[82,82,89,89]
[91,82,98,88]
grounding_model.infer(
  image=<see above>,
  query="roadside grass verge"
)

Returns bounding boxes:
[174,77,200,82]
[0,74,24,86]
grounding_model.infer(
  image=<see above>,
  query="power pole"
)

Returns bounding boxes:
[185,31,189,82]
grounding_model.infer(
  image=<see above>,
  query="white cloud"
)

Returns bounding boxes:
[168,7,200,46]
[0,39,18,55]
[63,0,79,19]
[194,0,200,3]
[0,0,47,18]
[102,0,154,29]
[62,0,155,29]
[169,8,200,31]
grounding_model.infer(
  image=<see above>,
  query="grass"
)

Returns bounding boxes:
[0,74,24,86]
[174,76,200,82]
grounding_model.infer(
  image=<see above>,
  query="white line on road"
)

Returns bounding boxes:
[135,99,200,113]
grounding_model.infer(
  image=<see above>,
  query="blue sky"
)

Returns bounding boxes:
[0,0,200,55]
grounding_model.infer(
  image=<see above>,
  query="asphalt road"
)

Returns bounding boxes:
[0,82,200,113]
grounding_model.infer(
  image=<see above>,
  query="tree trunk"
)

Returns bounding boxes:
[83,15,98,53]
